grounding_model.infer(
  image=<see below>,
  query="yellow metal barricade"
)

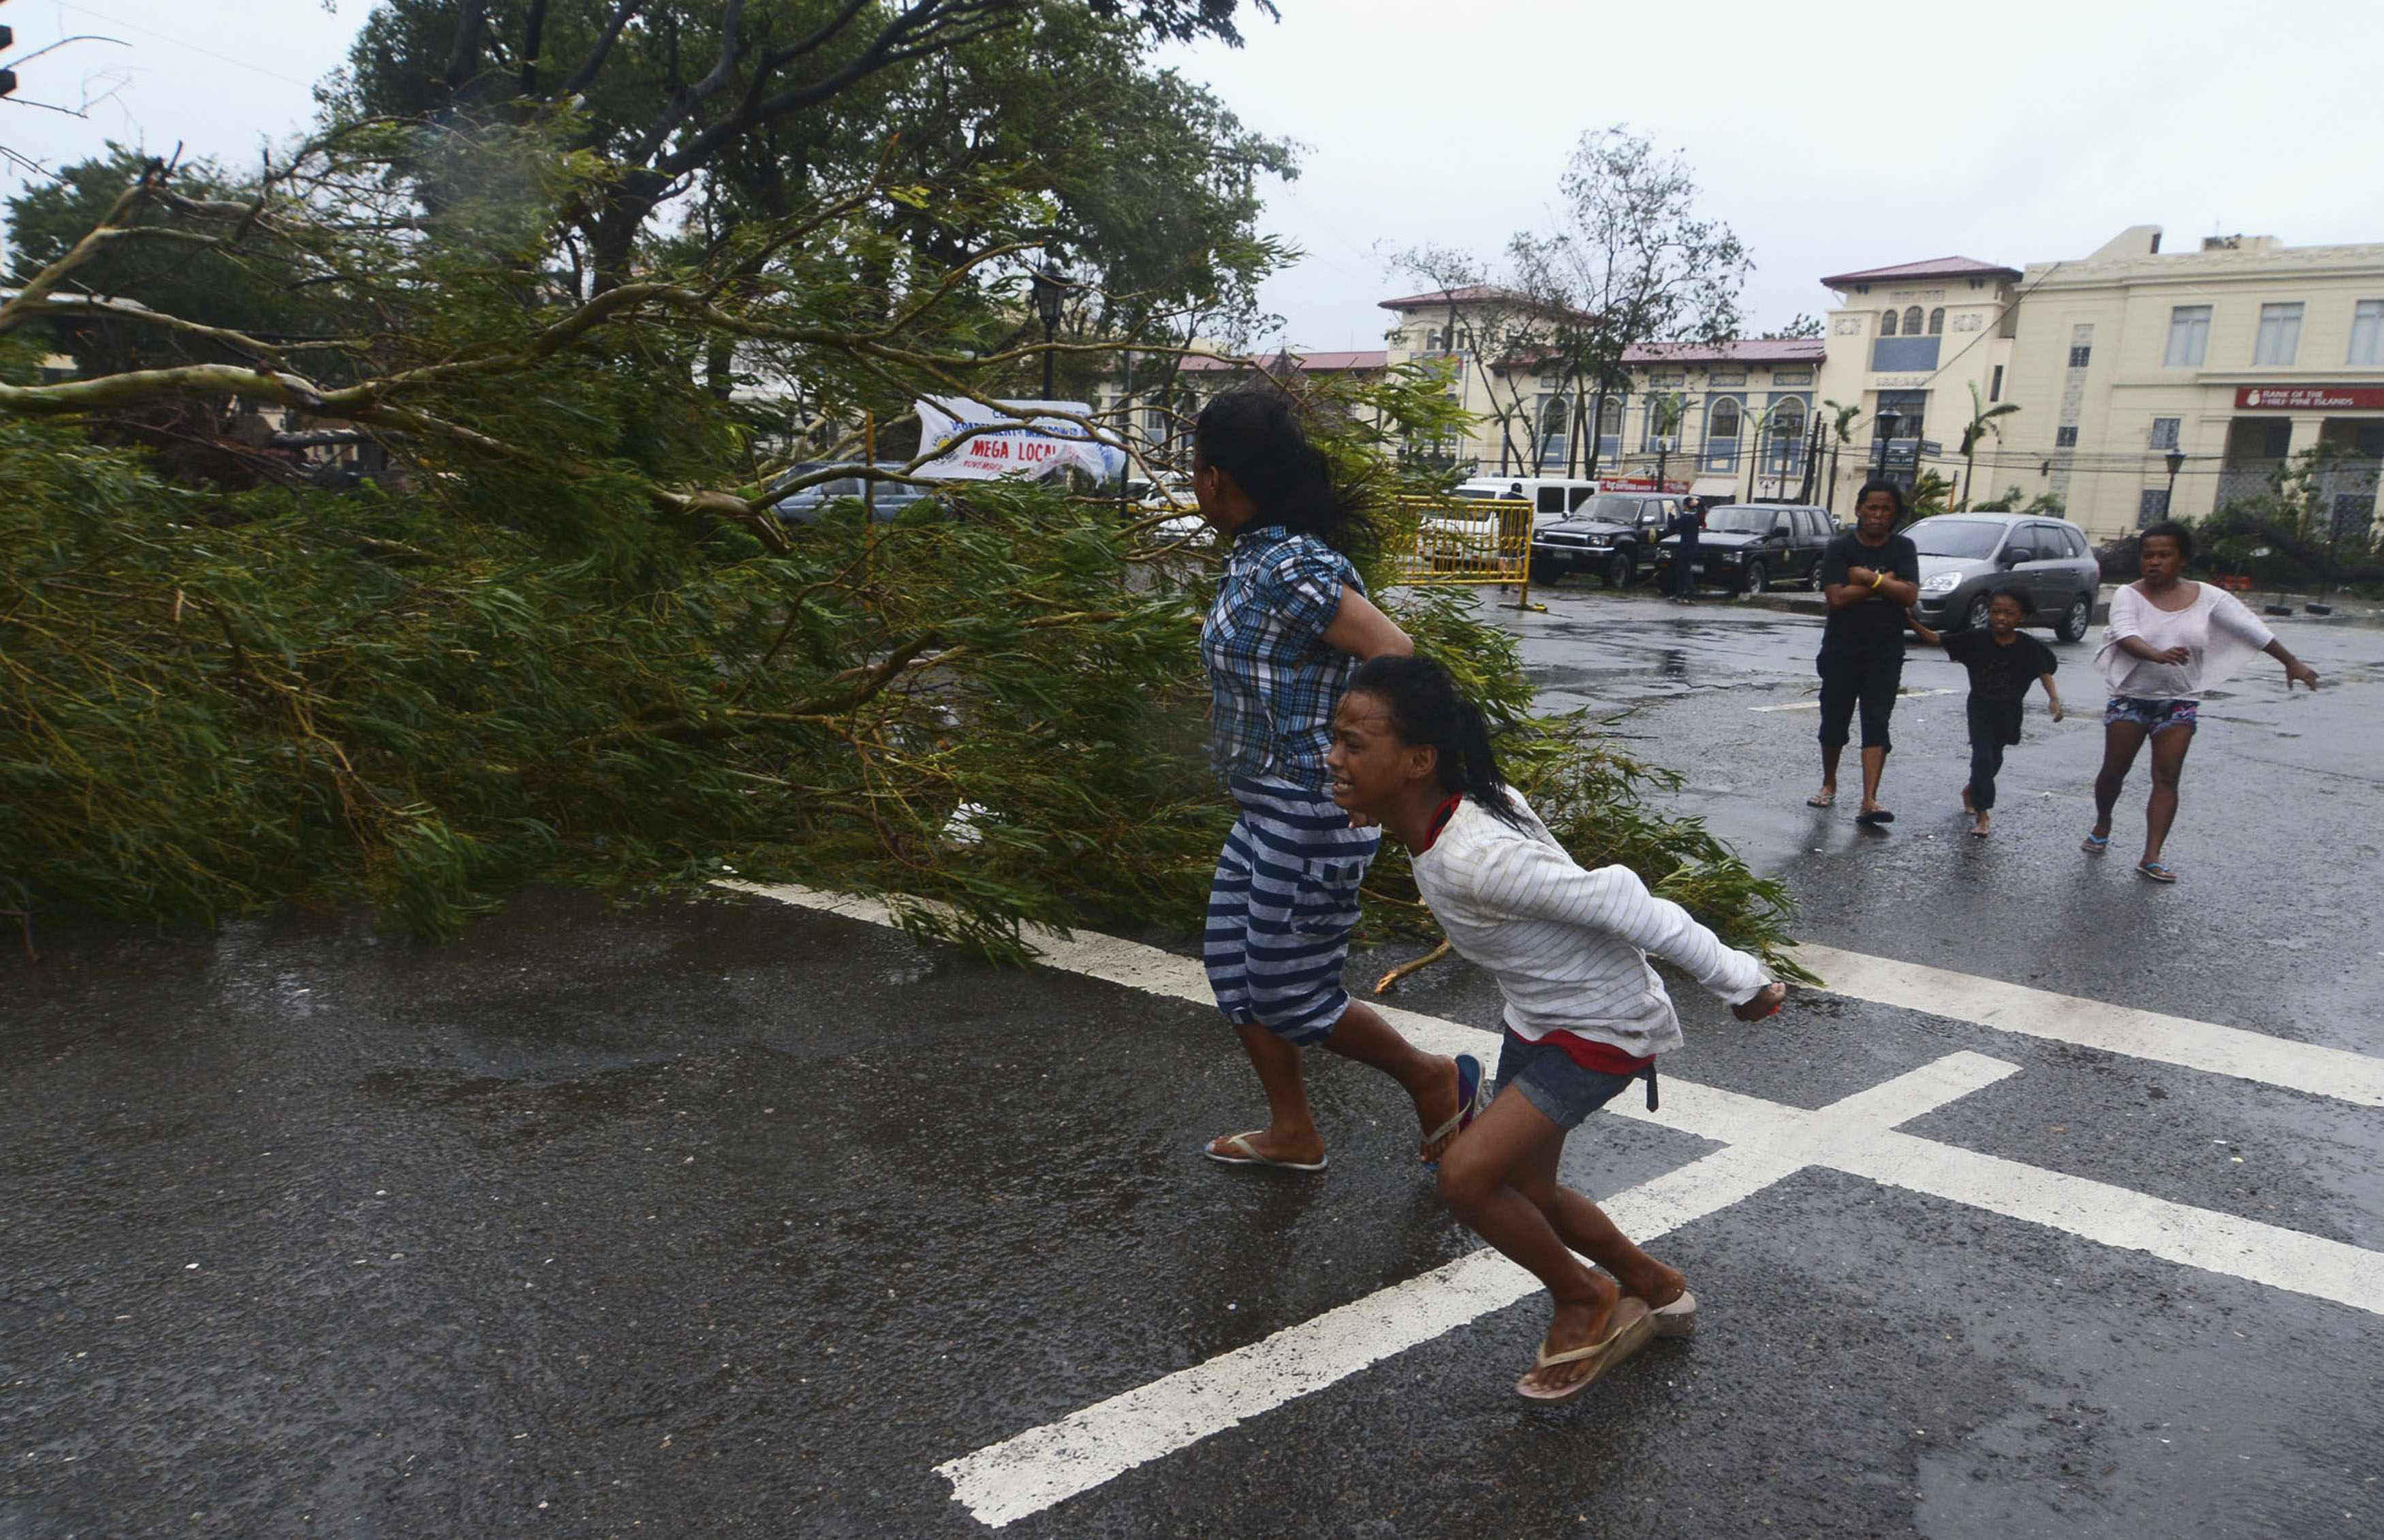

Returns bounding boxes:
[1386,497,1532,587]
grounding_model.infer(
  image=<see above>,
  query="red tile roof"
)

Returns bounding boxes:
[1377,283,1525,310]
[1622,338,1828,364]
[1179,349,1388,373]
[1819,255,2020,287]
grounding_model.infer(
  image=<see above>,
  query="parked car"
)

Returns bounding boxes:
[1907,512,2101,642]
[773,465,936,525]
[1653,503,1837,595]
[1452,476,1607,527]
[1527,490,1689,587]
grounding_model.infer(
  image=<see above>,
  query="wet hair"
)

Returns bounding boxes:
[1343,655,1528,830]
[2139,520,2196,563]
[1193,389,1377,556]
[1987,585,2036,616]
[1853,479,1907,520]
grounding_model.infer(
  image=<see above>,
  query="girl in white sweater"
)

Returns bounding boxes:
[1328,656,1785,1404]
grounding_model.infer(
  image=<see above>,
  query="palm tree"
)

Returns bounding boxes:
[1648,391,1687,492]
[1957,383,2022,510]
[1821,398,1863,513]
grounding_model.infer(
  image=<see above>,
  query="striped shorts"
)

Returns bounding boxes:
[1204,776,1381,1046]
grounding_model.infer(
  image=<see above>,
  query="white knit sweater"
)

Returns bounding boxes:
[1410,795,1771,1058]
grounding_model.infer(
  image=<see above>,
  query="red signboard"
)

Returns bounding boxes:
[2233,386,2384,411]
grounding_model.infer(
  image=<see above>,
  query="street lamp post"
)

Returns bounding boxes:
[1873,411,1901,481]
[1031,269,1069,401]
[2164,447,2185,521]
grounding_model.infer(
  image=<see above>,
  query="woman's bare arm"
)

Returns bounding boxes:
[1322,585,1413,659]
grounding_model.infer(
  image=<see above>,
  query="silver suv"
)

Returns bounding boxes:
[1907,512,2101,642]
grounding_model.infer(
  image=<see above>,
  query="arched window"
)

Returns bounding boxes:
[1928,307,1945,335]
[1903,306,1924,335]
[1598,396,1624,437]
[1880,309,1899,336]
[1772,398,1806,442]
[1709,398,1741,439]
[1425,329,1443,351]
[1541,395,1569,437]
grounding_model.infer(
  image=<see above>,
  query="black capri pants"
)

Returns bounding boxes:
[1817,641,1904,752]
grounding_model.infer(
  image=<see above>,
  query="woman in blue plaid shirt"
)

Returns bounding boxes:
[1192,391,1486,1174]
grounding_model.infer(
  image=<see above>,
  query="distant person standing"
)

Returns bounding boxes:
[1808,480,1921,824]
[1909,588,2063,838]
[1668,497,1702,603]
[2082,521,2319,882]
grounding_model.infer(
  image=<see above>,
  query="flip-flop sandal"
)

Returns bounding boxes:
[1805,791,1836,808]
[1970,825,1990,840]
[2136,860,2178,883]
[1854,808,1895,826]
[2080,832,2109,855]
[1421,1052,1490,1165]
[1517,1298,1656,1404]
[1647,1289,1699,1339]
[1204,1133,1328,1172]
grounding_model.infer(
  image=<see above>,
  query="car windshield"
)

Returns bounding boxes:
[1907,519,2007,559]
[1579,494,1644,522]
[1702,505,1777,534]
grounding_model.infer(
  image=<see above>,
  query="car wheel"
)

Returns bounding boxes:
[1963,593,1994,632]
[2056,593,2092,643]
[1739,561,1768,596]
[1602,550,1635,588]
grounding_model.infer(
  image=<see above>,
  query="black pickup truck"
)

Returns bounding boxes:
[1527,491,1686,587]
[1654,503,1838,595]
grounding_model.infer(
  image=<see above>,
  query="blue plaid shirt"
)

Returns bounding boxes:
[1200,524,1363,791]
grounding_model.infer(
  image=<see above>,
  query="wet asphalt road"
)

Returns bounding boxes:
[5,586,2382,1539]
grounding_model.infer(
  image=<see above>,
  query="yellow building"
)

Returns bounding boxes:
[1815,232,2384,539]
[1377,286,1822,498]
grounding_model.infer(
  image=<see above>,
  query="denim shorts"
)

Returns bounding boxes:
[2105,695,2198,734]
[1495,1028,1640,1132]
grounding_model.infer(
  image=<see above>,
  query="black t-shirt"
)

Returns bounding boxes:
[1945,627,2057,704]
[1818,532,1920,648]
[1672,509,1701,545]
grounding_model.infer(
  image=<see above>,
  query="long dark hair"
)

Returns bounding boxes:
[1345,655,1528,830]
[1853,478,1908,524]
[1193,388,1377,556]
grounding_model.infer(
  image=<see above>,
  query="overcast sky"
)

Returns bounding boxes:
[10,0,2384,354]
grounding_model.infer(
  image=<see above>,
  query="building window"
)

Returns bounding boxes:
[1709,398,1741,439]
[2068,345,2092,368]
[2150,417,2181,451]
[2163,305,2211,367]
[1426,330,1443,351]
[1539,396,1570,469]
[2138,488,2171,527]
[2349,299,2384,366]
[1772,368,1813,386]
[1879,309,1899,336]
[2056,426,2080,447]
[1903,305,1924,334]
[1989,364,2005,402]
[1927,308,1945,335]
[1770,398,1808,472]
[2254,302,2303,366]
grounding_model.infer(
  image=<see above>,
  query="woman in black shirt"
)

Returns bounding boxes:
[1810,480,1922,824]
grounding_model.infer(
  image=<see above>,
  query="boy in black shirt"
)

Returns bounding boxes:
[1911,588,2063,838]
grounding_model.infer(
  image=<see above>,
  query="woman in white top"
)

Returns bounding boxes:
[1326,655,1785,1404]
[2086,522,2319,881]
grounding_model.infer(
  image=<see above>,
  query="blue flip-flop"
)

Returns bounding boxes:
[2136,860,2178,883]
[1423,1052,1490,1164]
[2081,832,2110,855]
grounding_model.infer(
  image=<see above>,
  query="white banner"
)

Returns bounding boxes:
[912,397,1127,484]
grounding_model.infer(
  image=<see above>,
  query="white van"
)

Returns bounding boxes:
[1451,476,1607,527]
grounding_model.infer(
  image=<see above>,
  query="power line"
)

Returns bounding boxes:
[43,1,322,89]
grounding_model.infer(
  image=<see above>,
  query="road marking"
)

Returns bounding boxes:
[1750,687,1957,712]
[733,883,2384,1526]
[732,881,2384,1108]
[937,1059,2006,1530]
[1792,943,2384,1109]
